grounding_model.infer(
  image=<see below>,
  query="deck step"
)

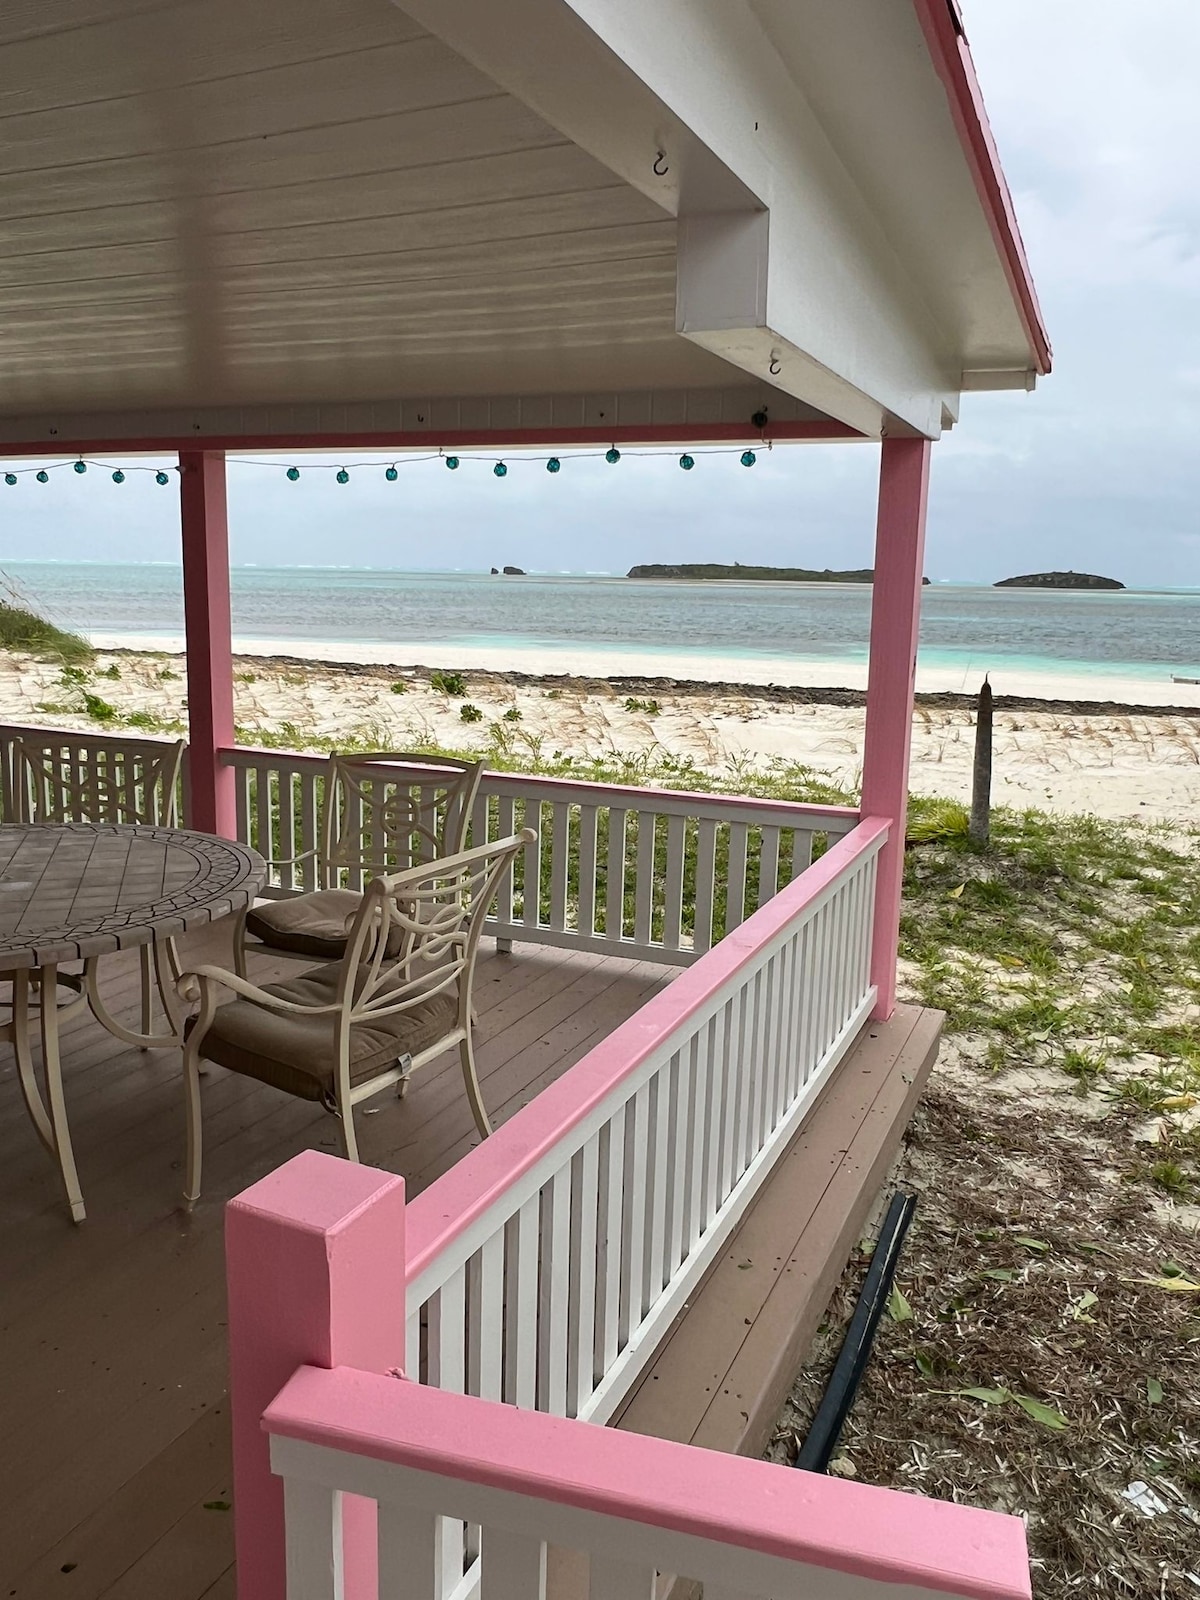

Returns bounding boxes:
[614,1003,942,1459]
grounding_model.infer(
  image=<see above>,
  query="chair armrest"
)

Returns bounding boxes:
[176,964,342,1016]
[261,846,321,872]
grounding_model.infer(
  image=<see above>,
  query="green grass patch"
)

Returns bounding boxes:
[0,602,92,663]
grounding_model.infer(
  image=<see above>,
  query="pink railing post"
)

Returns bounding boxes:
[226,1150,407,1600]
[861,436,932,1019]
[179,449,237,838]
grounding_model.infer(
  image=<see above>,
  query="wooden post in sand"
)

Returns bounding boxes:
[969,678,993,845]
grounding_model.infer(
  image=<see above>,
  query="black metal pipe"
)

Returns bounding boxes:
[793,1190,916,1473]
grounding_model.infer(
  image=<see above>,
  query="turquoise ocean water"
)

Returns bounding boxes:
[3,562,1199,686]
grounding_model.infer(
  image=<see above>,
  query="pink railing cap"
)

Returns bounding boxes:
[266,1366,1031,1600]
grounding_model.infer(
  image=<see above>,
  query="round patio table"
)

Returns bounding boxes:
[0,822,265,1222]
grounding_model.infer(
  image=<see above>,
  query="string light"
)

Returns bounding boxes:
[1,441,770,489]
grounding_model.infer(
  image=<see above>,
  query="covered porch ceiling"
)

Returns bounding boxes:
[0,0,1048,450]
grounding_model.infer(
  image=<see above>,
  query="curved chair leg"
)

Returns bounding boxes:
[459,1034,493,1139]
[337,1104,360,1163]
[139,943,154,1042]
[182,1038,205,1211]
[231,905,250,979]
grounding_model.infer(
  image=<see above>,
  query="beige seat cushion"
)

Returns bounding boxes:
[245,889,394,961]
[186,962,458,1104]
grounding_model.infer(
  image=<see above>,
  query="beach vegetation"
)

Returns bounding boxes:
[502,707,522,722]
[234,671,257,685]
[0,600,92,664]
[624,696,662,715]
[99,662,121,680]
[431,671,467,696]
[459,703,483,723]
[389,680,408,695]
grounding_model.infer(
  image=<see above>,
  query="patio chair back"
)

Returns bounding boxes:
[337,828,532,1037]
[321,752,482,885]
[10,734,185,828]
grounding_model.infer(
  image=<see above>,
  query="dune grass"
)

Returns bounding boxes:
[0,601,91,663]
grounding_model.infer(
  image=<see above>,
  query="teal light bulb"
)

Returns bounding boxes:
[445,456,460,470]
[286,466,300,482]
[385,465,399,482]
[155,471,169,485]
[546,457,561,473]
[679,454,695,471]
[112,470,125,484]
[740,450,756,467]
[73,459,87,474]
[605,448,620,464]
[36,470,49,483]
[336,468,350,484]
[4,473,16,486]
[493,462,507,478]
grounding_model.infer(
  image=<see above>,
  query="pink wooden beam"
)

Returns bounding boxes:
[861,437,932,1019]
[266,1364,1032,1600]
[179,450,237,838]
[226,1150,407,1600]
[0,420,859,455]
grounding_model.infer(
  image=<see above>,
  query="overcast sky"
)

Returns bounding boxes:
[2,0,1197,587]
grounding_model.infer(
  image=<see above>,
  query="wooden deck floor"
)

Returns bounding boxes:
[0,920,675,1599]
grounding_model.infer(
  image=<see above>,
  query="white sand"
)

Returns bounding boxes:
[6,643,1199,825]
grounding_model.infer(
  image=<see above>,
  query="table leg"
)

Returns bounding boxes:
[85,940,184,1051]
[11,970,54,1154]
[39,962,86,1225]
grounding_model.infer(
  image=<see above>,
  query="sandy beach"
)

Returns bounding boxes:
[5,642,1199,824]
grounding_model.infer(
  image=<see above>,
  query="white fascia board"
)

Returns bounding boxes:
[395,0,961,439]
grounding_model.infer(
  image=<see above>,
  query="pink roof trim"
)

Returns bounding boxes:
[266,1366,1032,1600]
[912,0,1052,375]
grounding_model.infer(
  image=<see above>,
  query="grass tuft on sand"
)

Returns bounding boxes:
[0,601,91,663]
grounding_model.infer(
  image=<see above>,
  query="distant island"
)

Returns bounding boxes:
[490,565,526,575]
[994,571,1124,591]
[627,563,931,585]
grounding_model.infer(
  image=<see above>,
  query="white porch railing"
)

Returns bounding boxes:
[264,1364,1032,1600]
[402,818,885,1435]
[220,745,859,964]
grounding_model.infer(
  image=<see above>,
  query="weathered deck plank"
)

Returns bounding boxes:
[1,922,674,1594]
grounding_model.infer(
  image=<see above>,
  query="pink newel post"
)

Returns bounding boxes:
[179,449,238,838]
[861,436,933,1019]
[226,1150,407,1600]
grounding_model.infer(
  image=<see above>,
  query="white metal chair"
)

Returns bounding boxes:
[233,751,483,974]
[3,734,187,1043]
[178,830,532,1207]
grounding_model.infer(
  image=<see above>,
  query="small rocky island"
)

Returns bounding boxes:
[628,563,930,585]
[490,565,526,575]
[994,571,1124,591]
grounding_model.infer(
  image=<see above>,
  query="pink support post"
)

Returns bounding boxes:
[861,436,932,1019]
[179,450,237,837]
[226,1150,407,1600]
